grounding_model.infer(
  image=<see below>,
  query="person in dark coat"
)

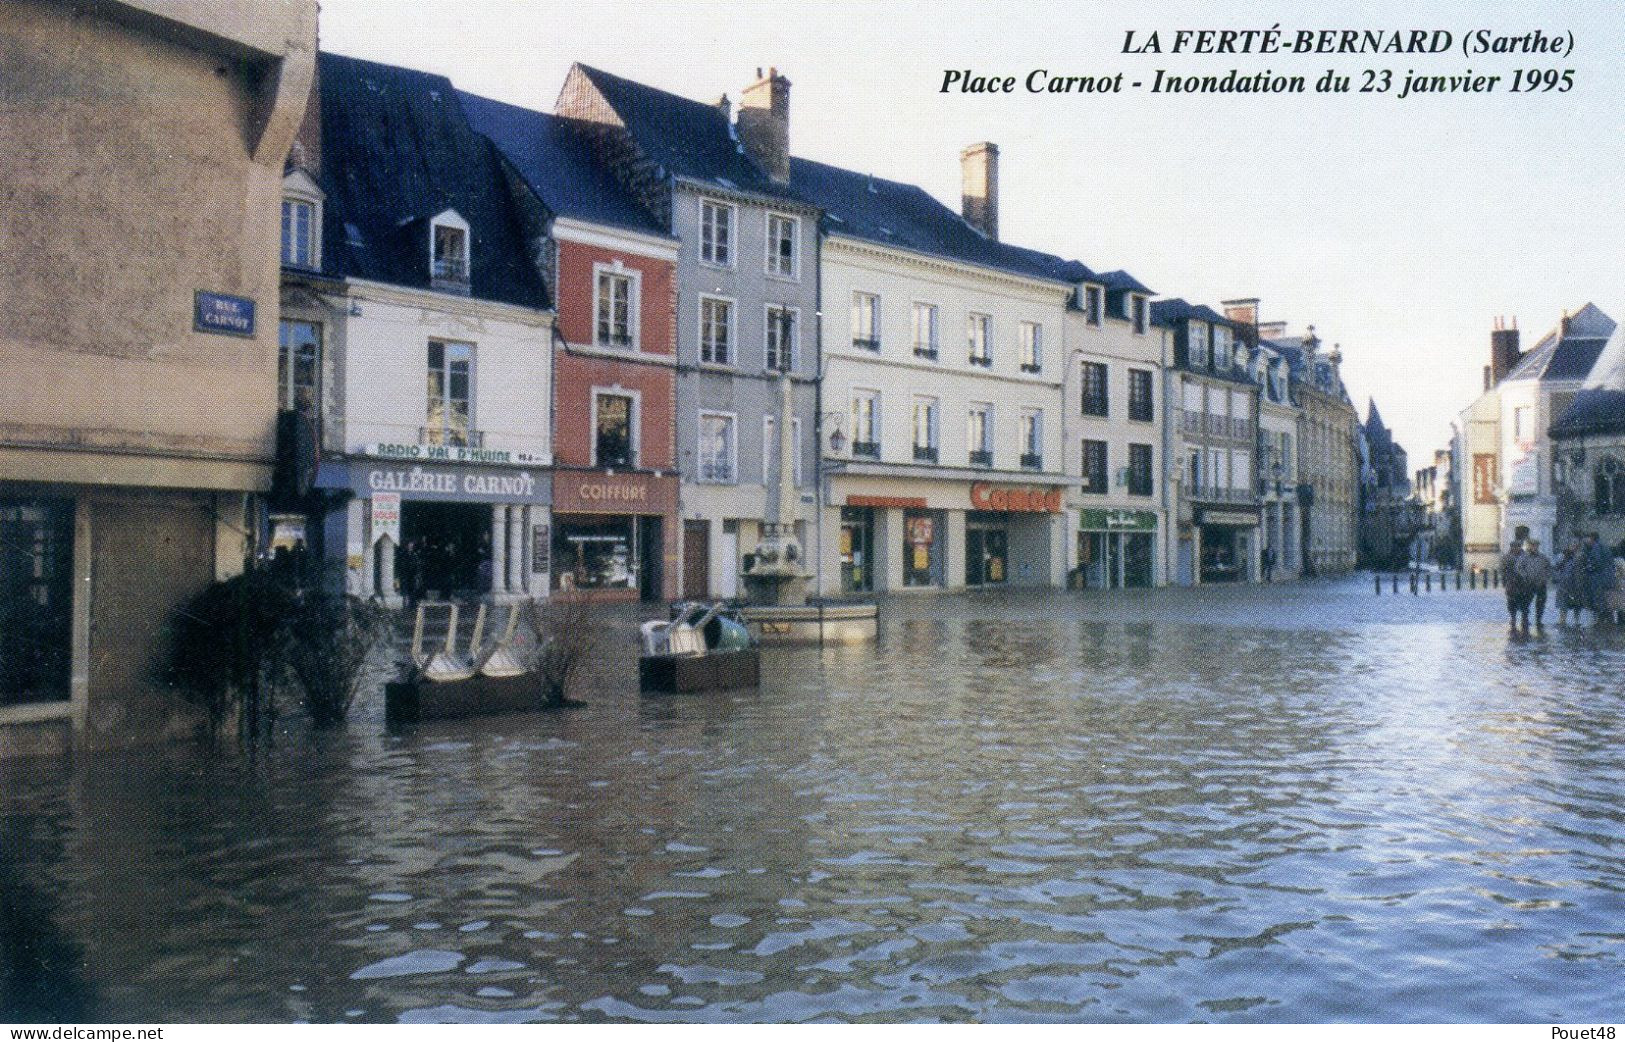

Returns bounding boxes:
[1580,532,1614,625]
[1516,538,1552,633]
[1554,541,1584,626]
[1500,539,1528,635]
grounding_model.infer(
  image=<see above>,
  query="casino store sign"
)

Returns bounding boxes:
[969,482,1063,513]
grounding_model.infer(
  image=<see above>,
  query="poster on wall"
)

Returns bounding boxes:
[531,523,551,575]
[370,491,401,545]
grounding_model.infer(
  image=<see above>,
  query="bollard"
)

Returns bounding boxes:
[1456,570,1462,591]
[1375,573,1382,595]
[1470,568,1477,590]
[1425,572,1432,592]
[1492,568,1499,588]
[1392,573,1400,593]
[1410,572,1418,595]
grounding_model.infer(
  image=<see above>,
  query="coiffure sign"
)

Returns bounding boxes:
[970,483,1062,513]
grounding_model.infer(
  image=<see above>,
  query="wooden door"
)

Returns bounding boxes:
[682,520,709,599]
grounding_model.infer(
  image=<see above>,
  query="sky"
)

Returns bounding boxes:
[319,0,1625,465]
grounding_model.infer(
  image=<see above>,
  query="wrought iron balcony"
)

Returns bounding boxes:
[1020,362,1042,374]
[851,337,881,352]
[913,343,939,360]
[968,354,992,368]
[421,425,482,448]
[1020,453,1043,471]
[913,445,939,463]
[968,449,993,468]
[851,440,881,459]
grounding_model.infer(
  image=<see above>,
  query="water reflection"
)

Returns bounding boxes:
[2,583,1621,1022]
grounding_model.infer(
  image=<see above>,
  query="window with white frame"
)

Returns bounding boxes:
[431,214,469,282]
[912,302,939,358]
[1085,285,1103,326]
[1020,409,1043,468]
[967,313,991,366]
[850,389,881,458]
[426,340,474,446]
[594,391,636,468]
[278,319,320,412]
[761,415,803,486]
[281,199,317,268]
[765,304,797,372]
[698,412,737,483]
[765,213,798,279]
[1190,322,1209,367]
[851,292,880,351]
[1019,321,1042,372]
[700,296,733,365]
[700,199,735,266]
[912,396,939,462]
[595,266,638,348]
[1214,324,1233,369]
[967,403,993,465]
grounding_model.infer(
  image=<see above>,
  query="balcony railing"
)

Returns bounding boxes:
[1188,485,1257,504]
[968,449,993,468]
[851,337,880,352]
[1183,410,1203,434]
[851,440,881,460]
[1020,453,1043,471]
[968,355,992,368]
[913,343,939,360]
[1020,362,1042,374]
[913,445,938,463]
[421,425,482,447]
[432,256,468,282]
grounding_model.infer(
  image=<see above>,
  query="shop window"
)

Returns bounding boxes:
[1,497,74,708]
[903,509,944,587]
[595,392,635,468]
[554,516,638,591]
[426,340,474,445]
[1598,458,1624,514]
[278,319,321,413]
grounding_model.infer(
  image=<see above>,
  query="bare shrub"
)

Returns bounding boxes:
[284,594,394,727]
[525,598,603,707]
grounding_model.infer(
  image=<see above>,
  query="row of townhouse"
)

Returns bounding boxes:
[0,4,1368,755]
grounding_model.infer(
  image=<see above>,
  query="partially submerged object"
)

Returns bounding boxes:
[388,601,539,724]
[639,601,761,693]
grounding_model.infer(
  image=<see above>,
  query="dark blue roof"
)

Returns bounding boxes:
[1098,270,1155,295]
[1506,304,1616,383]
[1551,388,1625,437]
[457,91,669,239]
[788,157,1077,285]
[574,64,806,204]
[1150,298,1234,329]
[315,52,549,309]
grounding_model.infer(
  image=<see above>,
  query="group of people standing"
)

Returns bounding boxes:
[1501,531,1617,634]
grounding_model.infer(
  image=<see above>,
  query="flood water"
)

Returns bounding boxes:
[3,579,1622,1023]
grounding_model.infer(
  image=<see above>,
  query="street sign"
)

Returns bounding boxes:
[193,291,256,337]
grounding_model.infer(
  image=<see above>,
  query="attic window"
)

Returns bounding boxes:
[280,170,324,270]
[430,210,470,284]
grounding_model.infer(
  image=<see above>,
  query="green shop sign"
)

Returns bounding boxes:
[1078,508,1158,532]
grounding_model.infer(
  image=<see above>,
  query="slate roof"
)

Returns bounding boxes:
[1097,270,1155,295]
[573,64,806,204]
[457,91,669,239]
[1265,336,1351,402]
[1550,388,1625,437]
[789,158,1079,285]
[315,52,549,309]
[1505,304,1615,383]
[1149,298,1234,329]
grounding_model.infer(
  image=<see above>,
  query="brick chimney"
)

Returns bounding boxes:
[960,142,999,239]
[1222,298,1260,327]
[737,67,790,183]
[1488,315,1521,386]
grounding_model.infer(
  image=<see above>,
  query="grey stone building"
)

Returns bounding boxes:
[555,65,821,598]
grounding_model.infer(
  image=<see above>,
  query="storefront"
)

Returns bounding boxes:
[550,469,678,602]
[1076,508,1159,589]
[1198,508,1260,584]
[820,477,1066,595]
[317,458,551,603]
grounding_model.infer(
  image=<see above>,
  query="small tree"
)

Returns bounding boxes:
[525,598,602,707]
[169,569,297,745]
[284,593,394,727]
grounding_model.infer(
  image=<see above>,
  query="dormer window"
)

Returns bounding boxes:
[1131,294,1148,335]
[429,209,470,287]
[1084,285,1103,326]
[280,170,323,270]
[1190,322,1209,367]
[1215,325,1232,369]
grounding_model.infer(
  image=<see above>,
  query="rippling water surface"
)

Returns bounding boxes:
[3,581,1622,1022]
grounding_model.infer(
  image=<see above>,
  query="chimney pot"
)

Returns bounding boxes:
[737,67,791,183]
[960,141,999,240]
